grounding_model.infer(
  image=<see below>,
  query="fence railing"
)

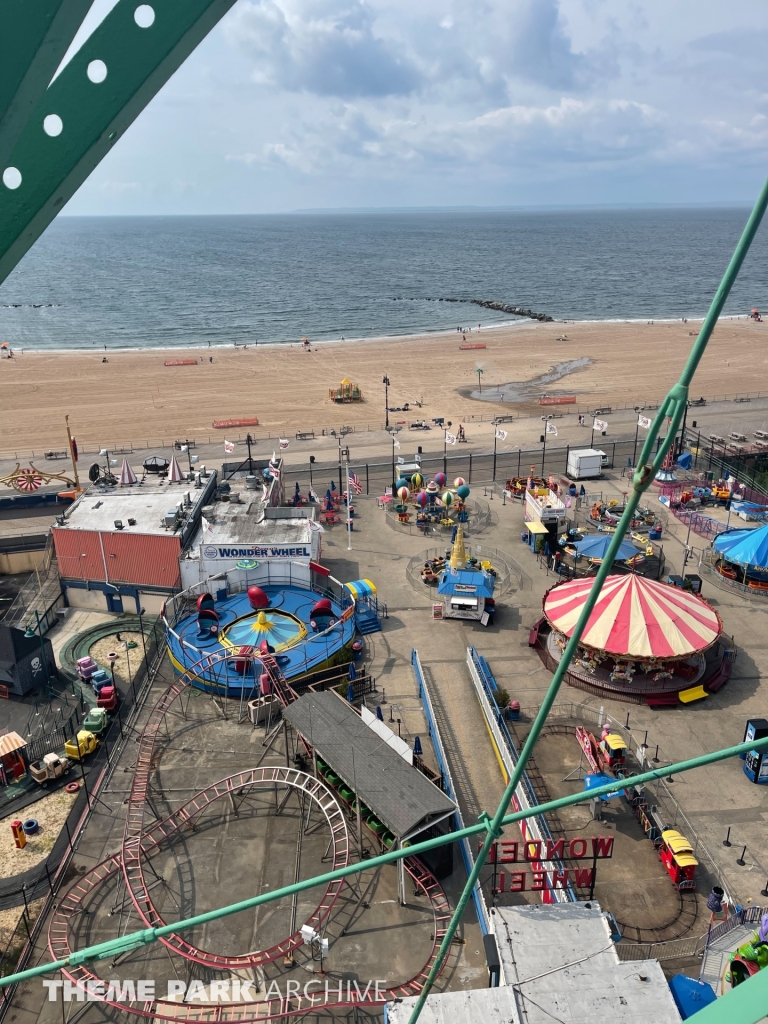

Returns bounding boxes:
[467,647,576,904]
[411,650,490,937]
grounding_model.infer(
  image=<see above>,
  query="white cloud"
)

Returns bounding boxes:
[60,0,768,214]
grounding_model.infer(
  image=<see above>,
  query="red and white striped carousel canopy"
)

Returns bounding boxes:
[543,574,722,660]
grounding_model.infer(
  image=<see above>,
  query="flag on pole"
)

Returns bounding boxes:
[393,437,401,449]
[495,427,508,441]
[224,440,235,453]
[593,418,608,433]
[279,438,289,450]
[445,431,457,445]
[201,515,213,534]
[638,415,652,429]
[546,421,558,435]
[268,464,280,480]
[349,472,362,494]
[271,451,277,464]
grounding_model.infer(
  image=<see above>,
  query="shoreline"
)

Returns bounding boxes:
[2,317,767,450]
[1,313,756,357]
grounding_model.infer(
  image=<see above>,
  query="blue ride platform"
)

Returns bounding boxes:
[166,585,356,693]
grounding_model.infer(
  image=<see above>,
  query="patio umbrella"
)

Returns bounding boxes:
[119,458,137,486]
[325,490,334,511]
[348,662,356,680]
[376,705,384,721]
[346,683,355,702]
[295,481,300,495]
[413,736,423,757]
[330,480,336,492]
[167,455,184,483]
[573,534,642,562]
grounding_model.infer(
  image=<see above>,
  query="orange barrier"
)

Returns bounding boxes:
[164,359,197,366]
[539,395,576,405]
[212,417,260,428]
[459,343,486,350]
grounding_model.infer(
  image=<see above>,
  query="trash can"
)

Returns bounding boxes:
[352,640,363,661]
[507,701,520,721]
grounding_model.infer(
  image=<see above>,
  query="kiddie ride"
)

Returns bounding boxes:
[726,913,768,988]
[394,474,472,529]
[576,725,699,890]
[420,553,497,587]
[588,501,660,532]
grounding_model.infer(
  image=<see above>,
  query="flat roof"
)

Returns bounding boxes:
[53,481,208,537]
[387,903,681,1024]
[282,691,455,840]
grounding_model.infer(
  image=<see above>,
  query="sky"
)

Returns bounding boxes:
[59,0,768,215]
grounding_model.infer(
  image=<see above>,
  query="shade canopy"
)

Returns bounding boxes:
[573,534,641,562]
[543,574,721,660]
[713,523,768,568]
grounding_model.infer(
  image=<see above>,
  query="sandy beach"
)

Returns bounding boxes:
[1,318,767,451]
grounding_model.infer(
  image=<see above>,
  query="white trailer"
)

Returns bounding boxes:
[567,449,603,480]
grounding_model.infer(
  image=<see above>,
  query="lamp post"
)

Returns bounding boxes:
[540,433,546,477]
[383,376,390,430]
[309,455,315,491]
[245,433,253,475]
[391,434,397,496]
[137,606,147,660]
[182,440,193,473]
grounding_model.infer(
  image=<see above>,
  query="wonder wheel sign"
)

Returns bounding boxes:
[14,468,43,491]
[0,462,75,494]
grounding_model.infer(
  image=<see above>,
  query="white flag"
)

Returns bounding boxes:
[224,440,235,453]
[445,432,457,445]
[268,464,280,480]
[279,438,289,450]
[637,415,652,429]
[546,421,558,435]
[495,427,508,441]
[393,437,401,449]
[271,451,277,464]
[593,418,608,433]
[201,515,213,534]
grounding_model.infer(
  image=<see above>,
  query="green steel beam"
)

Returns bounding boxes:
[0,0,236,285]
[0,0,93,168]
[0,734,766,991]
[405,177,768,1024]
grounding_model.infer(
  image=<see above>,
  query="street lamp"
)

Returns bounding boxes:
[383,376,390,430]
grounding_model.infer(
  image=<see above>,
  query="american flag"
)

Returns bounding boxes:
[349,472,362,494]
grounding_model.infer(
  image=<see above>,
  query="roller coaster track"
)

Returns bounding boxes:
[45,648,456,1019]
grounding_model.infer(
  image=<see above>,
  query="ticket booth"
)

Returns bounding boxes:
[0,732,28,787]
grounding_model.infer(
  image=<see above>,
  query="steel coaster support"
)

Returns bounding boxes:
[0,0,236,285]
[0,0,93,167]
[403,176,768,1024]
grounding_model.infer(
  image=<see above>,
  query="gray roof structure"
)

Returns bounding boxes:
[387,903,682,1024]
[282,691,455,840]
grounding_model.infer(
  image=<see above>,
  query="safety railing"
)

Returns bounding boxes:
[411,649,491,936]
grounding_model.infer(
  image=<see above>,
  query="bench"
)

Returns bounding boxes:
[174,439,196,449]
[44,450,67,459]
[295,431,315,440]
[678,685,707,704]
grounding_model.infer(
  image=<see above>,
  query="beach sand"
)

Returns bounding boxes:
[1,318,767,451]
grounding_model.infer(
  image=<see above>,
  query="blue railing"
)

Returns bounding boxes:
[470,646,576,902]
[411,649,490,934]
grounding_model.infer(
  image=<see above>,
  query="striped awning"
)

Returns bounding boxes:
[543,574,722,660]
[344,579,376,599]
[0,732,27,756]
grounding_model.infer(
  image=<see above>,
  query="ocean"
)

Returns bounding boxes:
[0,207,766,351]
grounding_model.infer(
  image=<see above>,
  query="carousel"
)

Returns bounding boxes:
[535,574,732,704]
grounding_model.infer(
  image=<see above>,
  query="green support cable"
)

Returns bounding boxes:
[0,734,766,991]
[404,176,768,1024]
[0,0,236,285]
[0,0,93,168]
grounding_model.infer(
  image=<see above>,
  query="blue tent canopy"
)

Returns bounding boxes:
[713,523,768,567]
[573,534,641,562]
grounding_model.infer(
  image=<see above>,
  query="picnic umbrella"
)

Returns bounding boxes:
[573,534,642,562]
[167,455,184,483]
[325,489,334,511]
[119,458,137,486]
[330,480,336,492]
[413,736,423,757]
[376,705,384,721]
[295,481,300,495]
[348,662,356,680]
